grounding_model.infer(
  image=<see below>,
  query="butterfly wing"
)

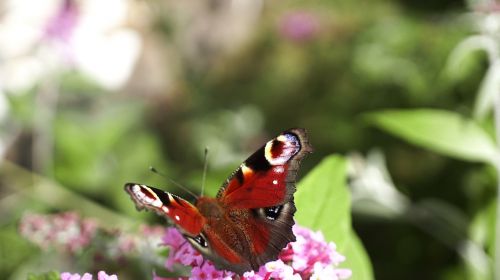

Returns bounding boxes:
[217,128,312,208]
[124,183,205,236]
[210,128,312,272]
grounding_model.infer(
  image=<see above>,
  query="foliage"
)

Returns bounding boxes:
[296,155,373,280]
[0,0,498,279]
[367,109,499,165]
[27,271,60,280]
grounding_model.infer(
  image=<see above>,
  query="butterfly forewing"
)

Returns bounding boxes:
[124,183,205,235]
[217,128,312,209]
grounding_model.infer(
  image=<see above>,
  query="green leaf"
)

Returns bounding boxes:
[343,231,375,280]
[444,35,500,120]
[367,109,500,165]
[0,225,34,277]
[0,161,137,230]
[474,60,500,121]
[295,155,350,245]
[445,35,497,84]
[465,199,497,280]
[26,271,60,280]
[296,155,374,280]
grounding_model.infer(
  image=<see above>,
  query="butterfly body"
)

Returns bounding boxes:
[125,128,312,274]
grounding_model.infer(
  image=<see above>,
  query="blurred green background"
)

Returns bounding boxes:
[0,0,498,279]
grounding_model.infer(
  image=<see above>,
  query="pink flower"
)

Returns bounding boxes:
[262,260,300,279]
[44,0,79,46]
[61,272,93,280]
[60,271,117,280]
[310,262,352,280]
[290,225,345,277]
[19,212,97,254]
[279,11,320,43]
[190,263,234,280]
[97,271,118,280]
[162,226,186,250]
[158,224,351,279]
[163,227,204,270]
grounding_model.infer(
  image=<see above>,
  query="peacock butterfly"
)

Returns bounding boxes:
[124,128,312,274]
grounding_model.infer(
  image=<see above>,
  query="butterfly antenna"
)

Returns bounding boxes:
[200,147,209,197]
[149,166,199,199]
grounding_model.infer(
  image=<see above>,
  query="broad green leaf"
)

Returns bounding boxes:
[343,231,375,280]
[296,155,374,280]
[296,156,350,246]
[367,109,500,165]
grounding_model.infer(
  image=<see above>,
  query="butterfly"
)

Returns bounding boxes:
[124,128,312,274]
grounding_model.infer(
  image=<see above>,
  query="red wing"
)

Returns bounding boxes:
[244,201,297,269]
[124,183,204,235]
[217,128,312,209]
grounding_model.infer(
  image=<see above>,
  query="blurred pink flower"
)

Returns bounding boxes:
[158,225,351,279]
[279,11,320,43]
[19,211,165,262]
[19,212,98,254]
[61,270,118,280]
[43,0,79,61]
[0,0,142,91]
[44,0,79,44]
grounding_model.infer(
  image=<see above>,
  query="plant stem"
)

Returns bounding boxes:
[494,67,500,280]
[33,78,59,177]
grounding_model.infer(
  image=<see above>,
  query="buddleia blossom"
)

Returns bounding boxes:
[19,212,97,254]
[288,225,352,279]
[160,227,235,279]
[158,225,351,280]
[60,270,118,280]
[19,211,165,262]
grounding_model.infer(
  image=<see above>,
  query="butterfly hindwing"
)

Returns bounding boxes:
[208,128,311,272]
[124,183,205,235]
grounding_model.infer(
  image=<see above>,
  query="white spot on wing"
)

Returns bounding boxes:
[175,215,180,221]
[274,166,284,173]
[130,184,162,207]
[272,179,278,185]
[152,199,163,208]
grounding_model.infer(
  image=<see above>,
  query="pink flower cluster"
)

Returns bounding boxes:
[60,271,117,280]
[19,211,165,261]
[104,225,165,261]
[19,212,97,254]
[156,225,351,279]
